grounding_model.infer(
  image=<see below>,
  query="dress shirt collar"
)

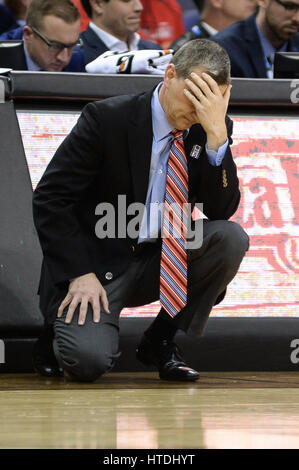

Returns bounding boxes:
[23,41,41,71]
[89,21,140,52]
[200,21,218,37]
[151,83,189,143]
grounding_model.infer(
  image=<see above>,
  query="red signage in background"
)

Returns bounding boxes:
[232,121,298,274]
[123,117,299,318]
[17,113,299,318]
[219,117,298,318]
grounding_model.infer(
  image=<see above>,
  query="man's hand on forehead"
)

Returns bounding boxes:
[183,71,232,150]
[185,71,229,99]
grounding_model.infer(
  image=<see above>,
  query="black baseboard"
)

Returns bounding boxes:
[1,318,299,373]
[116,317,299,372]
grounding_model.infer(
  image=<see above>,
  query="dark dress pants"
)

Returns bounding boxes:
[52,220,249,382]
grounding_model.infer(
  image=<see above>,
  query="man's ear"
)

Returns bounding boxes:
[210,0,223,9]
[90,0,104,15]
[23,25,33,44]
[164,63,177,87]
[256,0,268,9]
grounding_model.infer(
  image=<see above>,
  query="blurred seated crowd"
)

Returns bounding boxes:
[0,0,298,78]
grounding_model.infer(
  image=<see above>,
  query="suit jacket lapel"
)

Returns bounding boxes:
[128,90,154,206]
[81,26,108,55]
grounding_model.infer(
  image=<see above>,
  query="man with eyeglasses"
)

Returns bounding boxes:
[211,0,299,78]
[0,0,85,72]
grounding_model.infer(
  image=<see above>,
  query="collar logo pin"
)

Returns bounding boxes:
[190,145,202,159]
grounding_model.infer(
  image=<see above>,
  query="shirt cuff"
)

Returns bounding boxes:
[205,140,228,166]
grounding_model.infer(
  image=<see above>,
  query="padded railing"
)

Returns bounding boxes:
[3,71,299,107]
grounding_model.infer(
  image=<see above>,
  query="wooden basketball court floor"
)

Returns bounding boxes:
[1,371,299,449]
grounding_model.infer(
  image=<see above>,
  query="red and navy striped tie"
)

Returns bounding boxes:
[160,129,188,318]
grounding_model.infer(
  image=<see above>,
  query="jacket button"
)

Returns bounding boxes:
[105,272,113,281]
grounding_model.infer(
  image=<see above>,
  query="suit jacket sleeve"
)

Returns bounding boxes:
[191,116,240,220]
[32,102,104,286]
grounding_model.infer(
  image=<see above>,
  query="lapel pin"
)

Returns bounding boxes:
[190,145,202,159]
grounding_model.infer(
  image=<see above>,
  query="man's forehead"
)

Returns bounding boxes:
[39,15,80,32]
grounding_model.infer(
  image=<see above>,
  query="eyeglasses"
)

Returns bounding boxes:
[273,0,299,13]
[30,26,83,54]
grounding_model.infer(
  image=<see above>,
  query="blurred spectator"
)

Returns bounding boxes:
[172,0,257,51]
[4,0,31,27]
[212,0,299,78]
[0,4,18,34]
[71,0,90,31]
[0,0,85,72]
[138,0,185,49]
[80,0,160,65]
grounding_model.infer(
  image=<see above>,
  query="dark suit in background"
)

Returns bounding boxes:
[0,4,18,35]
[81,25,161,65]
[212,13,299,78]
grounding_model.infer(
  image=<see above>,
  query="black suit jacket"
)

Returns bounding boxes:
[33,89,240,319]
[212,13,299,78]
[81,26,161,65]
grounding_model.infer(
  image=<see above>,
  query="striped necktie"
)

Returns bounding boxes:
[160,129,188,318]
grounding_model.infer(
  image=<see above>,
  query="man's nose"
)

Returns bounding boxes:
[133,0,143,12]
[56,47,70,63]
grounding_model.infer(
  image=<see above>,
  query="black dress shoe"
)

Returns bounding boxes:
[32,326,63,377]
[136,334,199,381]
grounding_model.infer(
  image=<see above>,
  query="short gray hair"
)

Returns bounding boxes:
[171,39,231,85]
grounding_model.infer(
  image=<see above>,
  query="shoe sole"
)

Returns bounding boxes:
[159,374,200,382]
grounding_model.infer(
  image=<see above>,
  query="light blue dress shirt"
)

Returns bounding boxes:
[138,83,228,243]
